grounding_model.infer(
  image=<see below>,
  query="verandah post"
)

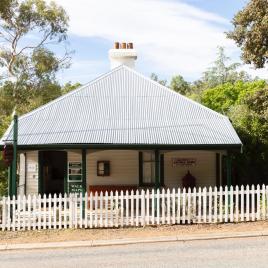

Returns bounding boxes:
[11,114,18,197]
[82,148,87,219]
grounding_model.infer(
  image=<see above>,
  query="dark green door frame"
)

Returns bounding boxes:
[38,150,67,195]
[82,149,87,194]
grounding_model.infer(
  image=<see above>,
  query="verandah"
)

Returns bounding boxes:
[0,184,267,231]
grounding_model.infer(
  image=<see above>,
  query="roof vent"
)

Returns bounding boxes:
[109,42,137,69]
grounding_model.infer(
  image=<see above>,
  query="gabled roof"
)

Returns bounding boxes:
[1,65,242,147]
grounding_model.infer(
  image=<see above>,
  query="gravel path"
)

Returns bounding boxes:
[0,221,268,245]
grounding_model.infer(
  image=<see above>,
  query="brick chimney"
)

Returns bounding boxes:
[109,42,137,69]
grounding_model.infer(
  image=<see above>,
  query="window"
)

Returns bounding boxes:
[97,161,110,176]
[141,152,155,185]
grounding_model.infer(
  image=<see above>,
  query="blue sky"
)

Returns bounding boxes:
[52,0,267,85]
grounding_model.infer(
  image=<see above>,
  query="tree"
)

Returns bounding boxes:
[201,80,266,114]
[227,0,268,68]
[0,0,70,79]
[61,82,82,95]
[200,79,268,185]
[0,0,71,195]
[201,47,250,89]
[150,73,167,86]
[170,75,191,95]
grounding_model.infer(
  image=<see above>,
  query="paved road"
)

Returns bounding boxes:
[1,236,268,268]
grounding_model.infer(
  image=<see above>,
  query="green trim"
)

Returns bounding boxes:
[138,152,143,186]
[82,149,87,194]
[216,153,220,187]
[8,164,12,197]
[38,151,44,195]
[11,115,18,197]
[9,143,242,151]
[155,150,160,189]
[63,151,68,194]
[160,154,164,187]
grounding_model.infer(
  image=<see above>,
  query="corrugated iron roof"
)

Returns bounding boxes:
[0,65,242,146]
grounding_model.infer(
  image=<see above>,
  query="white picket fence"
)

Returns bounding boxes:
[0,184,268,231]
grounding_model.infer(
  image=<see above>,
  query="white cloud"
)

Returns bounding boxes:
[57,59,108,84]
[53,0,267,81]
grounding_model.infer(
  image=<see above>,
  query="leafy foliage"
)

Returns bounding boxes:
[227,0,268,68]
[170,75,191,95]
[201,80,266,114]
[150,73,167,86]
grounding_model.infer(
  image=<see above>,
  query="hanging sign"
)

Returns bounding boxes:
[68,161,83,193]
[172,158,197,167]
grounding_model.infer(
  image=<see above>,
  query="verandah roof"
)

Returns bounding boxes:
[0,65,242,148]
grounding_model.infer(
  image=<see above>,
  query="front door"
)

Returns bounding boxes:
[39,151,67,195]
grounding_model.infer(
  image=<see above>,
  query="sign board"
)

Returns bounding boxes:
[68,161,83,193]
[172,158,197,167]
[27,163,38,173]
[68,181,83,193]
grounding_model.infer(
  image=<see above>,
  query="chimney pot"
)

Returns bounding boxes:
[114,42,120,49]
[127,43,133,49]
[109,42,137,69]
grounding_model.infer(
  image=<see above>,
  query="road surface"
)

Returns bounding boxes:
[1,236,268,268]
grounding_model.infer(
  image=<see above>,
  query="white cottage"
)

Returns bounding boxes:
[0,42,242,196]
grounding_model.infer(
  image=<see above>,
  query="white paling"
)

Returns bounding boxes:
[157,189,160,225]
[230,186,234,222]
[197,187,201,223]
[27,195,31,230]
[151,189,155,225]
[213,186,217,223]
[135,190,139,227]
[203,187,207,223]
[130,190,134,226]
[0,185,267,231]
[120,191,124,227]
[167,189,171,225]
[172,188,176,225]
[161,188,165,224]
[262,184,266,220]
[241,185,244,222]
[104,191,108,228]
[208,187,212,223]
[141,190,145,226]
[182,188,186,224]
[256,184,260,220]
[187,188,191,224]
[53,194,57,229]
[219,186,223,222]
[100,191,103,228]
[13,195,16,231]
[224,186,228,223]
[126,190,129,226]
[192,187,197,224]
[246,185,250,221]
[235,186,239,222]
[146,189,150,225]
[251,185,255,221]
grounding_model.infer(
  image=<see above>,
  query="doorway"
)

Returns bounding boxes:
[39,151,67,195]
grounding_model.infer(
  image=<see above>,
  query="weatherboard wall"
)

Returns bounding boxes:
[19,149,225,195]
